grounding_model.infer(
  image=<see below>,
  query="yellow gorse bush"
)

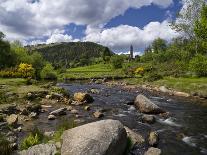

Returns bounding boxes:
[134,67,144,75]
[18,63,35,78]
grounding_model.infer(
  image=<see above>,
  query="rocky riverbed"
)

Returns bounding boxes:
[0,80,207,155]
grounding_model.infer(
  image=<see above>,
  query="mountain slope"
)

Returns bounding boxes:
[26,42,113,68]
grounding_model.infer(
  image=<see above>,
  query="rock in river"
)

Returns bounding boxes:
[144,147,161,155]
[148,131,159,146]
[6,114,18,126]
[61,119,127,155]
[49,108,67,116]
[74,92,94,103]
[134,94,165,114]
[19,144,57,155]
[142,114,155,124]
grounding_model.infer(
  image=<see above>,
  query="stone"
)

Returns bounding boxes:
[19,144,57,155]
[71,109,78,114]
[55,142,61,149]
[159,86,170,93]
[61,119,127,155]
[142,114,155,124]
[84,106,90,111]
[71,101,83,106]
[48,115,56,120]
[124,126,145,146]
[144,147,161,155]
[26,104,42,113]
[6,114,18,126]
[90,89,100,94]
[134,95,165,114]
[66,106,73,111]
[44,131,55,137]
[148,132,159,146]
[49,108,67,116]
[29,112,38,119]
[93,111,104,118]
[173,91,190,97]
[74,92,94,103]
[51,93,63,100]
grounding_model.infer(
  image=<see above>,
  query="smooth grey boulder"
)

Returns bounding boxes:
[19,144,57,155]
[61,119,127,155]
[134,95,165,114]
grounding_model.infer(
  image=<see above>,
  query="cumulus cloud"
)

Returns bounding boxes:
[84,20,180,52]
[0,0,173,41]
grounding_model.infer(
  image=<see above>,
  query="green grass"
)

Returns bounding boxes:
[123,77,207,97]
[153,77,207,96]
[60,63,127,79]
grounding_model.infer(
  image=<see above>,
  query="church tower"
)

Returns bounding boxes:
[130,45,133,60]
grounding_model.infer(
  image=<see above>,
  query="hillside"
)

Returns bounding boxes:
[26,42,113,68]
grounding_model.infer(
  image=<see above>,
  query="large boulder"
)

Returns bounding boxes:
[19,144,57,155]
[134,95,165,114]
[74,92,94,103]
[61,119,127,155]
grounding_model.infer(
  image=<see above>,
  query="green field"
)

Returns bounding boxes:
[60,64,128,79]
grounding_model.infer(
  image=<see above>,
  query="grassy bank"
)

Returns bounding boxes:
[122,77,207,97]
[59,63,128,80]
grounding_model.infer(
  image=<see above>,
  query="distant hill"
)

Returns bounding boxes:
[26,42,113,68]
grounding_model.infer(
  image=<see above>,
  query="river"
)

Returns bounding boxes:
[20,81,207,155]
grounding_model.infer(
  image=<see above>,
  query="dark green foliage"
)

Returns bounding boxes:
[144,72,163,82]
[20,128,47,150]
[27,42,113,68]
[0,32,16,69]
[124,137,133,155]
[0,134,12,155]
[110,55,124,69]
[189,54,207,77]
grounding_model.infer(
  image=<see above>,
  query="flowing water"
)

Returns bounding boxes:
[20,81,207,155]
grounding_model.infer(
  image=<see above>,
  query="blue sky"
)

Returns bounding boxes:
[0,0,183,53]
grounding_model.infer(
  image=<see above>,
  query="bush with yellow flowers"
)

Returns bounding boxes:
[134,67,145,76]
[18,63,35,78]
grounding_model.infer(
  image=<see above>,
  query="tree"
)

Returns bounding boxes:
[194,3,207,54]
[110,55,124,69]
[0,32,16,69]
[102,47,112,62]
[172,0,204,39]
[189,54,207,77]
[40,63,57,79]
[151,38,167,53]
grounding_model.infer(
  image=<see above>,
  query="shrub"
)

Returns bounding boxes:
[144,72,163,82]
[189,54,207,77]
[110,55,124,69]
[18,63,35,78]
[134,67,144,76]
[40,63,57,80]
[20,128,45,150]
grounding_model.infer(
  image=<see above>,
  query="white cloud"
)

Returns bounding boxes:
[0,0,173,41]
[84,20,180,52]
